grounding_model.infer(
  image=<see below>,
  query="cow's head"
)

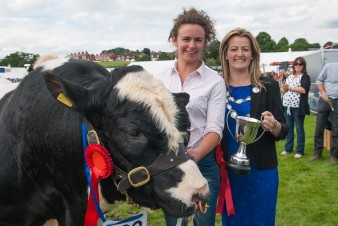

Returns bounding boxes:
[43,59,209,218]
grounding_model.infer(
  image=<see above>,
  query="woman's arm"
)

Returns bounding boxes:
[187,132,220,162]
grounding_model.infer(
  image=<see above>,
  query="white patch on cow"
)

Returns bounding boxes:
[166,160,209,205]
[115,70,186,152]
[33,53,59,69]
[40,58,69,72]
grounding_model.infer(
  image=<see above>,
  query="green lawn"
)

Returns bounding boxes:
[105,114,338,226]
[96,61,130,68]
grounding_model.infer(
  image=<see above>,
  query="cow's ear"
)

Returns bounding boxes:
[44,72,89,110]
[173,92,190,107]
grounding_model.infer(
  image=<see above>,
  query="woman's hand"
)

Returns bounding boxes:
[261,111,281,137]
[281,84,289,93]
[187,148,203,162]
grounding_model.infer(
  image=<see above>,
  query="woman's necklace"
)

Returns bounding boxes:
[226,91,251,119]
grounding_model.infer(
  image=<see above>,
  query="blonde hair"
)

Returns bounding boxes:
[219,28,263,89]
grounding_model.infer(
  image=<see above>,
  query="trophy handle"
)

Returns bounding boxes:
[252,115,265,143]
[253,129,265,143]
[226,111,237,141]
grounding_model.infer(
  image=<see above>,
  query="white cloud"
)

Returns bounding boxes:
[1,0,338,58]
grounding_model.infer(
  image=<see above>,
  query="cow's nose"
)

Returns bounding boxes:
[195,182,209,196]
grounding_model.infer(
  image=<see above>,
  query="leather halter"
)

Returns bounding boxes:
[82,118,190,193]
[113,143,189,192]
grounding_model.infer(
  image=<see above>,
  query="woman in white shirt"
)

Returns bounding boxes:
[281,57,311,158]
[155,7,226,226]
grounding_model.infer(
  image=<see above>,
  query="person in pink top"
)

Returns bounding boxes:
[155,7,226,226]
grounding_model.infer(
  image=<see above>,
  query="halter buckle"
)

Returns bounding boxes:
[87,130,100,145]
[128,166,150,187]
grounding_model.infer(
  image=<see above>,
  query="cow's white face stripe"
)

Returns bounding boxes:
[115,70,186,152]
[41,58,69,71]
[166,160,208,205]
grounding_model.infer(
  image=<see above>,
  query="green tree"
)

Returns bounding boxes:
[205,58,217,67]
[142,48,151,55]
[137,54,151,61]
[308,43,321,49]
[0,52,39,67]
[256,32,277,52]
[289,38,311,51]
[158,52,175,61]
[203,40,221,65]
[275,37,289,52]
[103,47,130,55]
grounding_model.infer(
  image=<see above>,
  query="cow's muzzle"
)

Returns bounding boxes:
[192,192,210,214]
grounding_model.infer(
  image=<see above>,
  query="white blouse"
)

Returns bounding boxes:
[155,60,226,149]
[282,74,303,114]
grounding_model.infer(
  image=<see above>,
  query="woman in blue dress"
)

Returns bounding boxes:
[219,28,288,226]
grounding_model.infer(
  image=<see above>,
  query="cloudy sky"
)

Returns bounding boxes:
[1,0,337,58]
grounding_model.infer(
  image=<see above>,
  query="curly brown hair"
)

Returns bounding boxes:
[168,8,216,45]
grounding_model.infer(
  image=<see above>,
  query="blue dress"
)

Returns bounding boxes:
[222,85,279,226]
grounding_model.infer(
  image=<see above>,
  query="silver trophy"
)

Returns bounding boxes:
[227,116,263,175]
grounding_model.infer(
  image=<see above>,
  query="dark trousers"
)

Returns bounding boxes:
[314,98,338,157]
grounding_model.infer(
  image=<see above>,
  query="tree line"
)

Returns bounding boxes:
[0,31,333,67]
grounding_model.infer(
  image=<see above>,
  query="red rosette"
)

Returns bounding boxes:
[84,144,113,178]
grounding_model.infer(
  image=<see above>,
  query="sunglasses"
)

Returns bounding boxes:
[294,63,303,66]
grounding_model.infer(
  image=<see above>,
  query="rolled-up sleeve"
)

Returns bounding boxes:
[204,80,226,140]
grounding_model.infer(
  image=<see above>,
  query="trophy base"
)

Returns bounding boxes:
[227,162,251,175]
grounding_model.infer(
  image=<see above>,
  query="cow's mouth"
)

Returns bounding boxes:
[181,200,209,217]
[192,193,209,214]
[197,201,209,214]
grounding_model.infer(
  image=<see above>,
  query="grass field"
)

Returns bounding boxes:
[96,61,130,68]
[106,114,338,226]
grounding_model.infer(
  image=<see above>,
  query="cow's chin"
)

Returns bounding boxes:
[161,201,197,218]
[128,190,197,218]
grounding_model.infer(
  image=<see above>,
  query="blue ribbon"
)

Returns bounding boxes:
[82,122,106,222]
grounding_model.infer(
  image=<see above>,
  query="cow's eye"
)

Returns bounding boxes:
[128,130,140,137]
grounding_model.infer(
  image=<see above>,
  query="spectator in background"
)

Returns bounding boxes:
[27,64,33,72]
[264,71,274,79]
[277,68,285,82]
[287,67,294,75]
[280,57,311,158]
[310,62,338,164]
[281,68,290,84]
[155,7,226,226]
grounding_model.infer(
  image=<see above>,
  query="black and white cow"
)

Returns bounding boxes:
[0,58,209,225]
